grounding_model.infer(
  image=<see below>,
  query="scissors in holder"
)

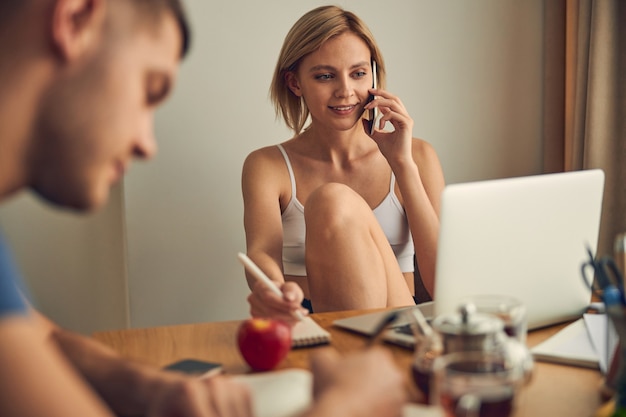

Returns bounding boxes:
[581,245,626,306]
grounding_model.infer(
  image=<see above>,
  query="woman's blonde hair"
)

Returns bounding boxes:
[270,5,386,135]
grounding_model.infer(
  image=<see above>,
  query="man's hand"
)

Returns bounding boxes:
[146,373,253,417]
[307,347,407,417]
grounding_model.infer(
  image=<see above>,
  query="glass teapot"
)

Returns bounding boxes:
[410,303,534,404]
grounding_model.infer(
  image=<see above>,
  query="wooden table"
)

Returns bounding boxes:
[93,309,605,416]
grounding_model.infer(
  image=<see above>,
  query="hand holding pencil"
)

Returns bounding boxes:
[238,252,308,324]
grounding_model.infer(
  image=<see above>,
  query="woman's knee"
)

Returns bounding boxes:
[305,183,365,226]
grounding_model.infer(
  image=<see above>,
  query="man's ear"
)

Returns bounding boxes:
[51,0,106,61]
[285,71,302,97]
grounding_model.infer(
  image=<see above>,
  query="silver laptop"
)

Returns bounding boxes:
[334,169,605,346]
[333,303,435,348]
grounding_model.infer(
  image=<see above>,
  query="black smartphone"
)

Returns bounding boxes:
[163,358,223,378]
[366,60,378,135]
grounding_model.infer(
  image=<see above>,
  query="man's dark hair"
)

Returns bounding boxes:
[0,1,192,58]
[133,0,192,58]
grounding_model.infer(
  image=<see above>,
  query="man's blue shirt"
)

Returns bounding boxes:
[0,233,28,317]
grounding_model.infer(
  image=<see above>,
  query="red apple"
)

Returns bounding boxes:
[237,318,292,371]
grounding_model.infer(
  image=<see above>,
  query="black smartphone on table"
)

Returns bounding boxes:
[163,358,223,378]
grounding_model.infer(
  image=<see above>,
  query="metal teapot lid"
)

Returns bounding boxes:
[432,303,504,336]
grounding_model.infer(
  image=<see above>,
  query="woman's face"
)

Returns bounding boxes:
[289,32,374,133]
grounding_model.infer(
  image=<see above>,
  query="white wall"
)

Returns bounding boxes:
[0,0,544,333]
[0,185,129,334]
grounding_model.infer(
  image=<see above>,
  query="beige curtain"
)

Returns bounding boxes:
[543,0,626,256]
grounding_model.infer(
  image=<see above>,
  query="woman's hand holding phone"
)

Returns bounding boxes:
[364,88,415,167]
[364,59,414,162]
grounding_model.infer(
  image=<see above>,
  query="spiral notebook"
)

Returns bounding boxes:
[292,317,331,347]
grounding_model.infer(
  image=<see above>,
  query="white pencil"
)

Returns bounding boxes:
[237,252,305,321]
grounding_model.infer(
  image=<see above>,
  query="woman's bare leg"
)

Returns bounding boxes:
[304,183,414,312]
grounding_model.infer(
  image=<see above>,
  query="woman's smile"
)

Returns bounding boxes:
[328,104,358,115]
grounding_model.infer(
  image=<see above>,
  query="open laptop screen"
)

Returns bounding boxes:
[433,169,604,329]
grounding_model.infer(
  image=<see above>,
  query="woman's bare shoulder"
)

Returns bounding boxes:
[242,142,295,192]
[246,144,280,161]
[411,137,436,154]
[242,142,297,210]
[411,137,442,166]
[411,137,445,187]
[244,143,287,170]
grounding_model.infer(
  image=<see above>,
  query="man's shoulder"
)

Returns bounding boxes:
[0,234,29,317]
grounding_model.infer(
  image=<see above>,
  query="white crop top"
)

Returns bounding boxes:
[277,144,415,276]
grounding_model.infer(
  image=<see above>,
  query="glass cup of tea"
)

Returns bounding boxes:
[458,295,527,343]
[431,351,522,417]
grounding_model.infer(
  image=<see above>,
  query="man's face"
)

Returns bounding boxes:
[32,10,182,211]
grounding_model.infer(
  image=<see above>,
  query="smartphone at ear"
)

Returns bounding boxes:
[366,60,378,135]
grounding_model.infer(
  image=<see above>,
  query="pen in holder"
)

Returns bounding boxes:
[603,236,626,410]
[584,242,626,416]
[615,233,626,289]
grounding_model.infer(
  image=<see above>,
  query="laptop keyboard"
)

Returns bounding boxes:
[392,324,414,336]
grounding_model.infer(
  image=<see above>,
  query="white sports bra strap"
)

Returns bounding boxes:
[276,144,296,199]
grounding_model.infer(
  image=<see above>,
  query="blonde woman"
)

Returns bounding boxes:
[242,5,445,322]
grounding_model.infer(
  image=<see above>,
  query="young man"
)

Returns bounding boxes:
[0,1,406,417]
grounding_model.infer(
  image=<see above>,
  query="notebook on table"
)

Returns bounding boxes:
[334,169,605,347]
[292,316,331,347]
